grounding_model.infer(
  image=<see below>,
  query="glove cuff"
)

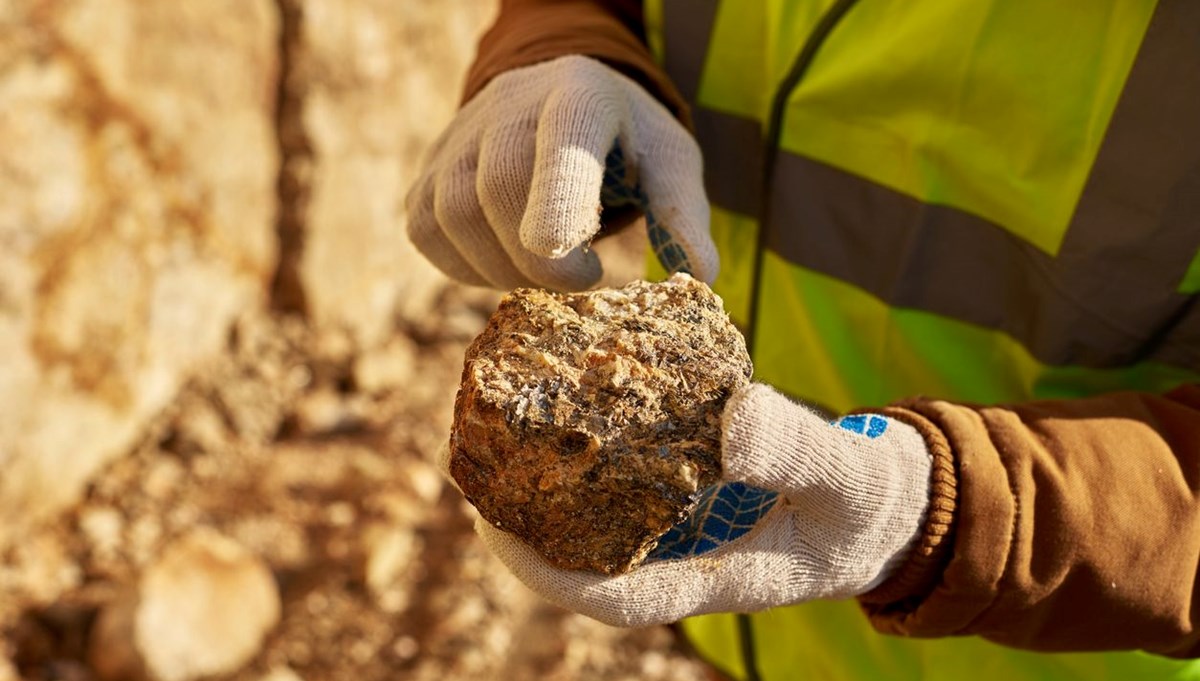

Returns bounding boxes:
[721,384,936,598]
[858,406,959,608]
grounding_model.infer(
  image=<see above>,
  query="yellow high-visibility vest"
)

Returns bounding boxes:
[643,0,1200,678]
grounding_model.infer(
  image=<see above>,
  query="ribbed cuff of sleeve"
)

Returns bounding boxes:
[857,405,958,611]
[462,0,692,129]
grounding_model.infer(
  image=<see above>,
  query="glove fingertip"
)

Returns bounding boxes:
[720,384,787,485]
[519,206,602,259]
[643,194,718,284]
[686,243,720,286]
[688,223,721,285]
[517,246,604,293]
[435,441,462,493]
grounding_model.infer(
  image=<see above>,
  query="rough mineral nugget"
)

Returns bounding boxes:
[449,273,752,574]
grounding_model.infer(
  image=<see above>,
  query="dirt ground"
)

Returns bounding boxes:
[0,281,715,681]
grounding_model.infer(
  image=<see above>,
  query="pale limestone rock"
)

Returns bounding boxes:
[79,506,124,558]
[288,0,497,344]
[258,667,304,681]
[363,524,420,613]
[292,387,346,435]
[352,336,416,393]
[89,529,281,681]
[400,457,445,505]
[0,535,82,604]
[0,657,18,681]
[0,0,278,545]
[142,457,186,501]
[169,398,233,455]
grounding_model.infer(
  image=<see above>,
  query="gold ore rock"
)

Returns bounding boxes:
[449,274,752,574]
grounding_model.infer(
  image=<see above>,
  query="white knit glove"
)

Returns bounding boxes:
[473,384,933,627]
[405,55,718,291]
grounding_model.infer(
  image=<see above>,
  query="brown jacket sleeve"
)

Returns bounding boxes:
[462,0,690,126]
[860,383,1200,658]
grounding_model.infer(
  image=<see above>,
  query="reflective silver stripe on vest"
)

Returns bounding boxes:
[661,0,720,103]
[694,107,763,216]
[767,153,1200,368]
[663,0,1200,370]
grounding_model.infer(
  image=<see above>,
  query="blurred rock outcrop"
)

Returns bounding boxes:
[277,0,496,344]
[0,0,280,541]
[0,2,703,679]
[0,0,499,547]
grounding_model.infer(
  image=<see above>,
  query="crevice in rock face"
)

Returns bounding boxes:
[270,0,311,314]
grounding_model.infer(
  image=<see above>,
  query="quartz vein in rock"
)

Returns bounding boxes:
[449,274,752,574]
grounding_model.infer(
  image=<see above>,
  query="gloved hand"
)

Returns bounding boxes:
[470,383,933,627]
[405,55,718,291]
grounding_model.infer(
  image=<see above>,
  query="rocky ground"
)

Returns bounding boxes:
[0,282,714,681]
[1,1,714,677]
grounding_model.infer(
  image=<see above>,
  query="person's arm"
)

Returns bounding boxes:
[863,384,1200,657]
[462,0,690,126]
[406,0,714,290]
[472,380,1200,659]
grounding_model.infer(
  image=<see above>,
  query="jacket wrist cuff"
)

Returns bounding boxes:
[462,1,692,129]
